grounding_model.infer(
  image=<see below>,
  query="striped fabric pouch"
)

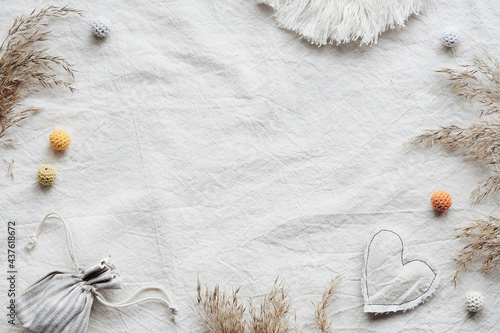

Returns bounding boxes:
[17,213,177,333]
[17,256,121,333]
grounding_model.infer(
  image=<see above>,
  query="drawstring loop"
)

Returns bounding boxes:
[26,212,177,321]
[26,212,80,271]
[94,286,177,321]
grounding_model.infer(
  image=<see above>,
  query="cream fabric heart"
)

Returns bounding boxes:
[362,230,439,313]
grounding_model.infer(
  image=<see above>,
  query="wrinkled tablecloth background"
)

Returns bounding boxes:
[2,0,500,332]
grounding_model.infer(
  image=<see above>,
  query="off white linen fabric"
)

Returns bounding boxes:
[362,230,439,313]
[1,0,500,332]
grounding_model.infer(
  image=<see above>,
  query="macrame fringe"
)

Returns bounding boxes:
[260,0,427,46]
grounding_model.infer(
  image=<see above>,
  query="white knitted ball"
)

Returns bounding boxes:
[441,28,461,47]
[92,16,111,38]
[465,291,484,313]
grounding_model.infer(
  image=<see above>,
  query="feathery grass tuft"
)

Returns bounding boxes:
[197,279,246,333]
[248,279,295,333]
[409,54,500,202]
[197,279,299,333]
[197,278,340,332]
[313,277,340,333]
[0,6,83,140]
[409,121,500,203]
[454,216,500,286]
[437,54,500,117]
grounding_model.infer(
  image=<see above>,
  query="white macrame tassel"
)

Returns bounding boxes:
[260,0,427,46]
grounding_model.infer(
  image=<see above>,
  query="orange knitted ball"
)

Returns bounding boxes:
[431,191,452,211]
[49,130,71,150]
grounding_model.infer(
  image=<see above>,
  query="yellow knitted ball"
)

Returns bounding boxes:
[49,130,71,150]
[37,164,57,186]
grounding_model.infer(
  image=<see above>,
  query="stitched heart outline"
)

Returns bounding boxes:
[361,230,439,313]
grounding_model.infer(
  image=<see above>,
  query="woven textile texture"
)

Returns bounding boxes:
[1,0,500,332]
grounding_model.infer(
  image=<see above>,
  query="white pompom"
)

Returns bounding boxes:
[92,16,111,38]
[466,291,484,313]
[441,28,461,47]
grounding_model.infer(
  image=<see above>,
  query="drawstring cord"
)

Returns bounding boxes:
[27,212,81,271]
[26,213,177,320]
[94,286,177,321]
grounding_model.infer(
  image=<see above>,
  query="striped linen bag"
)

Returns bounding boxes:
[17,213,177,333]
[17,256,121,333]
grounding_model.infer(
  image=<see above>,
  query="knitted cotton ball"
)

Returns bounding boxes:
[466,292,484,313]
[49,129,71,150]
[37,164,57,186]
[431,191,452,211]
[442,28,461,47]
[92,16,111,37]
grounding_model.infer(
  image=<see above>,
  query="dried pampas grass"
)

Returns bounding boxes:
[313,277,340,333]
[248,279,296,333]
[0,6,82,141]
[438,54,500,117]
[197,278,339,332]
[454,216,500,285]
[410,121,500,202]
[197,280,246,333]
[409,54,500,202]
[411,54,500,283]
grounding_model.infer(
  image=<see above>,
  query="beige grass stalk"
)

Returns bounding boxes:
[7,158,13,179]
[0,6,82,140]
[409,53,500,202]
[438,54,500,117]
[197,278,341,332]
[3,158,14,179]
[410,121,500,202]
[313,277,340,333]
[248,279,296,333]
[197,279,299,333]
[454,216,500,286]
[197,279,246,333]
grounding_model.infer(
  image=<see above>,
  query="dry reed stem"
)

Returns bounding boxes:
[454,216,500,286]
[313,276,340,333]
[0,6,83,140]
[3,158,14,179]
